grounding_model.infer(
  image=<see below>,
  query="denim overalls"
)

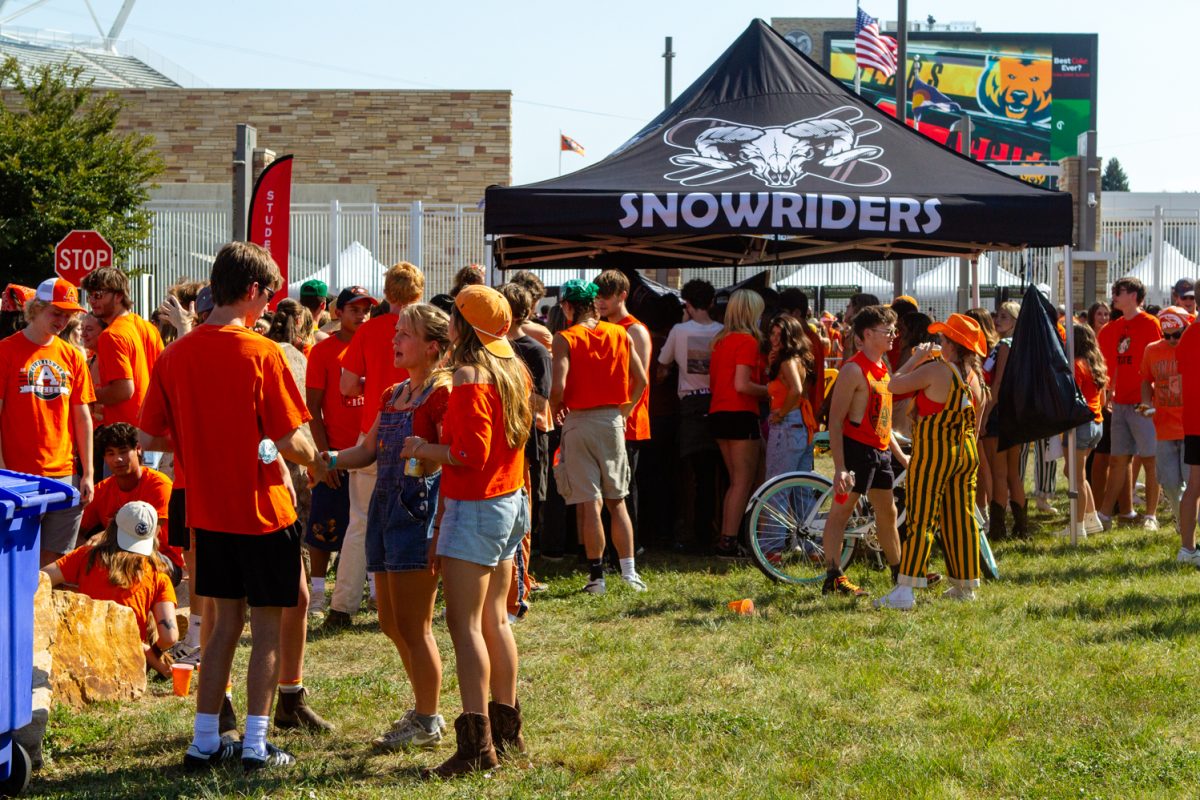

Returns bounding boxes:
[365,380,441,573]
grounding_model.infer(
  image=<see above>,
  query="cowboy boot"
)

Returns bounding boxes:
[988,501,1007,541]
[422,712,498,779]
[274,687,334,732]
[1010,500,1030,540]
[488,700,527,759]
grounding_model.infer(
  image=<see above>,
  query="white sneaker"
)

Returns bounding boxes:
[1053,524,1086,539]
[1143,516,1159,532]
[1084,513,1104,535]
[873,585,914,610]
[1035,496,1056,514]
[621,572,647,591]
[1177,548,1200,567]
[372,713,445,750]
[942,585,977,601]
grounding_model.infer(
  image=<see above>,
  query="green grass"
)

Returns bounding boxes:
[32,503,1200,799]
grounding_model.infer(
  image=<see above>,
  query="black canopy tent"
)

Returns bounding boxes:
[485,19,1073,270]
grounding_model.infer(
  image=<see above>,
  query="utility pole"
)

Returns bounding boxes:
[232,124,256,242]
[663,36,675,108]
[895,0,908,126]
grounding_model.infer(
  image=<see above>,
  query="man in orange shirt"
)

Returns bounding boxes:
[139,242,327,772]
[0,278,95,565]
[330,262,423,629]
[1143,308,1195,561]
[304,286,374,617]
[595,270,652,552]
[81,267,164,468]
[550,279,647,594]
[1177,314,1200,562]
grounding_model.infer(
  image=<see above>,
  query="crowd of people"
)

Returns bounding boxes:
[2,248,1198,775]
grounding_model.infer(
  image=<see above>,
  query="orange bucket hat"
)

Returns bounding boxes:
[928,312,987,357]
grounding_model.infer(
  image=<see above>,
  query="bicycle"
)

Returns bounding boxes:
[743,432,999,586]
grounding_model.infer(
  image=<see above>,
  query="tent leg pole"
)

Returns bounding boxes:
[1065,245,1080,546]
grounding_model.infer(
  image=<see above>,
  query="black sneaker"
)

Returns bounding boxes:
[715,536,740,559]
[242,742,295,773]
[822,573,868,597]
[320,609,352,633]
[182,738,242,771]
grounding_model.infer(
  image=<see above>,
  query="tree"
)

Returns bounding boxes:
[1102,158,1130,192]
[0,57,164,288]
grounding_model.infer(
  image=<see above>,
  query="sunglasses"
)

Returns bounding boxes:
[1163,331,1183,341]
[257,282,277,303]
[871,327,898,338]
[87,290,111,302]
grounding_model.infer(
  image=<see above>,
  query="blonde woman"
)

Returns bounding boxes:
[708,289,767,557]
[979,301,1027,539]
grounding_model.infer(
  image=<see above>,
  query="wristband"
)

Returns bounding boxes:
[150,642,164,657]
[328,450,338,470]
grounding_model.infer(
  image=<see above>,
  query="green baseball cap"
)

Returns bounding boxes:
[300,279,329,299]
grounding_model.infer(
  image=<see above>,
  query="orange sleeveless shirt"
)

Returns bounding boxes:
[560,320,630,410]
[613,315,650,440]
[843,350,892,451]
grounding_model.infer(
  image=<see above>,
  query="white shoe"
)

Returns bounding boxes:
[1084,513,1104,535]
[621,572,647,591]
[1143,516,1159,532]
[873,585,914,610]
[1177,548,1200,567]
[1035,497,1056,514]
[1053,524,1086,539]
[942,585,977,601]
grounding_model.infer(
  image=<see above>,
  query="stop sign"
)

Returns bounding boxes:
[55,230,113,287]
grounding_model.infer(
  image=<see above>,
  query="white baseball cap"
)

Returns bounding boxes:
[115,501,158,556]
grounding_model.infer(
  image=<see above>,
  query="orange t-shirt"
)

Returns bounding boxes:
[139,325,310,535]
[560,322,630,411]
[709,332,761,414]
[1178,325,1200,437]
[78,467,181,568]
[340,313,408,435]
[1098,311,1161,406]
[613,315,650,440]
[305,335,366,450]
[442,383,525,501]
[1140,341,1184,441]
[54,546,176,641]
[0,331,95,476]
[96,313,163,426]
[768,376,816,432]
[843,351,892,451]
[1074,359,1104,424]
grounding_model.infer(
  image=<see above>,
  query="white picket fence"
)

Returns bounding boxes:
[124,199,1197,319]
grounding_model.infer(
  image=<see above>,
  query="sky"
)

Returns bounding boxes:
[6,0,1199,192]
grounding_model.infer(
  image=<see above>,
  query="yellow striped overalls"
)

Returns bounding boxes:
[898,360,981,589]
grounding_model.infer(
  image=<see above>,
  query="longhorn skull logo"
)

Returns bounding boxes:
[662,107,890,188]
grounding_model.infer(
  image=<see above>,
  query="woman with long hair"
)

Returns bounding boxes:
[401,286,532,777]
[979,301,1027,539]
[324,303,452,750]
[876,314,988,609]
[267,298,315,356]
[1058,323,1108,538]
[764,313,816,478]
[964,308,999,515]
[708,289,768,556]
[1087,301,1111,333]
[1085,300,1114,510]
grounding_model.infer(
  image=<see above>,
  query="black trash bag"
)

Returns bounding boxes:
[617,266,681,324]
[997,284,1093,451]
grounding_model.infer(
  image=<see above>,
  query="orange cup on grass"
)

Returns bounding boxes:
[171,662,195,696]
[727,598,755,615]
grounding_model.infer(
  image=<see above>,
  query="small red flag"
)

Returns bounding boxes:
[560,134,585,156]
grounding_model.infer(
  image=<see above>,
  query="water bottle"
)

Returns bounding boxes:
[404,457,424,477]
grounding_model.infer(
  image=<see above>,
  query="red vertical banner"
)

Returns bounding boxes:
[248,154,293,310]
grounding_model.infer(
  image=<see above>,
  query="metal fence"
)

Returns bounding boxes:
[125,200,1197,319]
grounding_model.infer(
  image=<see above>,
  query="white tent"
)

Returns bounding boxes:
[287,241,389,298]
[1127,242,1199,305]
[775,262,892,295]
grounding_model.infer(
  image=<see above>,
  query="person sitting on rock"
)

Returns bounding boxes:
[42,500,179,678]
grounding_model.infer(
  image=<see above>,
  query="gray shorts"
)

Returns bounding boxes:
[40,474,83,554]
[555,407,630,506]
[1111,403,1157,458]
[437,489,528,568]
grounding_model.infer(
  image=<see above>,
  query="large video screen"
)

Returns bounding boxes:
[824,31,1097,174]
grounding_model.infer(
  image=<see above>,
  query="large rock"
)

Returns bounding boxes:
[47,588,146,708]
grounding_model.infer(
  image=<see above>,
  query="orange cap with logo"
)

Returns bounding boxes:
[455,285,515,359]
[35,277,86,313]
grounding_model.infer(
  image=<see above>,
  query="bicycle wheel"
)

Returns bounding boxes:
[745,472,860,585]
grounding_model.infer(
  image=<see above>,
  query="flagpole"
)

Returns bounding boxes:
[558,130,563,177]
[895,0,908,126]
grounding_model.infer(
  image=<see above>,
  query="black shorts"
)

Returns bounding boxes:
[843,436,894,494]
[525,429,549,504]
[167,488,190,550]
[194,523,301,607]
[708,411,761,441]
[304,479,350,552]
[1186,435,1200,467]
[1094,407,1113,456]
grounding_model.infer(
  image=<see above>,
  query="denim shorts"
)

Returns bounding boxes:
[1111,403,1157,458]
[437,489,528,568]
[365,473,439,573]
[1073,419,1103,452]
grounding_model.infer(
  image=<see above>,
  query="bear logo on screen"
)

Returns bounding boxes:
[662,106,890,188]
[977,56,1052,125]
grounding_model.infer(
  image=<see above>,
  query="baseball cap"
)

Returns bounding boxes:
[1158,306,1194,333]
[928,313,988,357]
[115,501,158,556]
[335,286,378,310]
[1173,278,1195,298]
[300,279,329,300]
[195,285,214,315]
[454,285,514,359]
[35,277,86,312]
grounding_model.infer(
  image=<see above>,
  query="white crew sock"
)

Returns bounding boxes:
[619,558,637,579]
[367,573,377,601]
[310,577,326,611]
[243,714,270,759]
[191,712,220,754]
[184,614,202,648]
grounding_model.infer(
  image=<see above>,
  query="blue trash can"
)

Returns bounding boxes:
[0,471,78,797]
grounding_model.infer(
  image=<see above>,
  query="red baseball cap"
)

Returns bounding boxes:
[36,277,86,312]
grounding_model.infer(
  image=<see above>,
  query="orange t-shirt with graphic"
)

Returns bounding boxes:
[709,332,761,414]
[1074,359,1104,424]
[0,331,95,476]
[139,325,310,535]
[79,467,181,568]
[1098,311,1161,405]
[560,322,630,411]
[614,315,650,440]
[842,351,892,451]
[441,383,525,501]
[1141,340,1184,441]
[340,313,408,435]
[55,546,175,641]
[306,335,366,450]
[96,313,163,426]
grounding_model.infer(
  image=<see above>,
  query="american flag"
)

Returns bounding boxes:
[855,7,897,78]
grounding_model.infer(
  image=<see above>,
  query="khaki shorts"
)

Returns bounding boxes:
[555,407,630,505]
